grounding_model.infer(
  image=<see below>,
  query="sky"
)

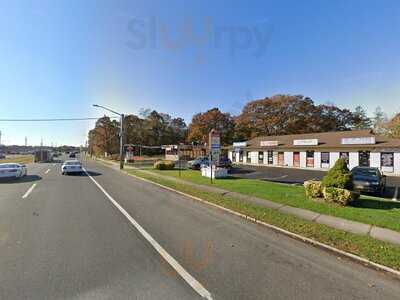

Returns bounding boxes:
[1,0,400,146]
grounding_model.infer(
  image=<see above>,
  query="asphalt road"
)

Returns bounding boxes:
[1,155,400,299]
[231,164,400,199]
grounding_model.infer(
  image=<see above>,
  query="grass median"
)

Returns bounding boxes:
[127,168,400,271]
[140,169,400,233]
[0,155,34,164]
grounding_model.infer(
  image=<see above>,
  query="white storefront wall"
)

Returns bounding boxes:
[349,152,359,170]
[329,152,340,168]
[284,152,293,167]
[314,152,321,169]
[394,153,400,174]
[300,152,307,168]
[250,151,258,164]
[229,149,400,175]
[370,152,381,169]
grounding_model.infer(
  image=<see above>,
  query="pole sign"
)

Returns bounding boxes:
[209,129,221,164]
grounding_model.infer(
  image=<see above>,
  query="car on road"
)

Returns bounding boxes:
[0,163,27,179]
[62,160,83,175]
[69,152,76,158]
[352,166,386,195]
[187,156,209,170]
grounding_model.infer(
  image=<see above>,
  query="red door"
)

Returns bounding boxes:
[293,152,300,167]
[278,152,284,166]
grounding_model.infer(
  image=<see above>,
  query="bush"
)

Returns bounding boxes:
[322,158,353,190]
[304,180,323,198]
[154,160,175,170]
[322,187,360,206]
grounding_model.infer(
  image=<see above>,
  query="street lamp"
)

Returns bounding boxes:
[92,104,125,170]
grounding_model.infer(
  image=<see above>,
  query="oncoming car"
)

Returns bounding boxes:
[0,163,27,179]
[61,160,83,175]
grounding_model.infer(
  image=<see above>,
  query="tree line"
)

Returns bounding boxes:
[88,94,400,156]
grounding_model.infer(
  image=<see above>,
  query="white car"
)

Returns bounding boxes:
[61,160,83,175]
[0,163,27,179]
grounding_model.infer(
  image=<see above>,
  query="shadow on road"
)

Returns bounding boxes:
[0,175,42,184]
[64,171,102,177]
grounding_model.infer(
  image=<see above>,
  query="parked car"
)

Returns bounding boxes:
[188,156,209,170]
[69,152,76,158]
[351,167,386,195]
[0,163,27,179]
[217,157,232,169]
[0,153,6,159]
[61,160,83,175]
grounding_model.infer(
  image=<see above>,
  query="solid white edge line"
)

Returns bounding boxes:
[22,183,37,199]
[82,168,213,300]
[126,170,400,279]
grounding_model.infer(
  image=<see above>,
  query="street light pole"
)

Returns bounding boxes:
[93,104,125,170]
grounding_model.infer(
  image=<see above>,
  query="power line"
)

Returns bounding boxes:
[0,117,118,122]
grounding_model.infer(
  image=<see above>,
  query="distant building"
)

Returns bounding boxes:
[228,130,400,175]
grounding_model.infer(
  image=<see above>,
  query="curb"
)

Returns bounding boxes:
[90,157,400,279]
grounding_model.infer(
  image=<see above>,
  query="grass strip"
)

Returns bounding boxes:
[128,169,400,271]
[145,169,400,233]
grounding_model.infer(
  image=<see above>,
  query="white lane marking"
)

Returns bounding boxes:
[22,183,37,199]
[45,169,51,174]
[393,186,399,201]
[83,168,213,300]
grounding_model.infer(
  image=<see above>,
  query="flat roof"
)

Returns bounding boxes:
[232,129,400,151]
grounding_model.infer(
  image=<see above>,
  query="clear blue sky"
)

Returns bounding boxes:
[1,0,400,146]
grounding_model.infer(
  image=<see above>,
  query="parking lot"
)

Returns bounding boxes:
[231,164,400,200]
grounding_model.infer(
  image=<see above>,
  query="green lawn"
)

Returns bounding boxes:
[137,169,400,233]
[128,169,400,271]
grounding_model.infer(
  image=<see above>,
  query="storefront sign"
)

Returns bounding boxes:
[341,137,376,145]
[260,140,278,147]
[233,142,247,147]
[293,139,318,146]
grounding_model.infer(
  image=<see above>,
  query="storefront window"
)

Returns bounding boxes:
[339,152,349,164]
[267,150,273,165]
[359,151,370,167]
[246,151,251,163]
[306,151,314,167]
[258,151,264,164]
[321,152,330,165]
[381,152,394,167]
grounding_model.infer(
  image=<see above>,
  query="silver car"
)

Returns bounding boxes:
[61,160,83,175]
[0,163,28,179]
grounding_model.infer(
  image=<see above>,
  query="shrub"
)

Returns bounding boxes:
[304,180,323,198]
[322,187,360,206]
[154,160,175,170]
[322,158,353,190]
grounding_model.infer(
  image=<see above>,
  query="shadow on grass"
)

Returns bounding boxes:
[0,175,42,184]
[351,198,400,210]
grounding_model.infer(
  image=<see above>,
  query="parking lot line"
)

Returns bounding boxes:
[45,169,51,174]
[22,183,37,199]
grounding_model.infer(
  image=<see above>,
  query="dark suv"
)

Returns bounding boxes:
[351,167,386,195]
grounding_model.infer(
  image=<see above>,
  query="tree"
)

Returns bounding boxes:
[351,106,372,129]
[372,106,388,134]
[322,158,353,189]
[234,95,354,141]
[387,113,400,138]
[88,116,120,156]
[187,108,235,145]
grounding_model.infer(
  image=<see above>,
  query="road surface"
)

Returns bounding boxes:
[0,155,399,299]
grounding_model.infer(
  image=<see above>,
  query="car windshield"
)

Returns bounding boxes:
[65,162,81,166]
[353,169,379,178]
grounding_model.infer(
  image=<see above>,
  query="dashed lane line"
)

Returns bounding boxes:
[22,183,37,199]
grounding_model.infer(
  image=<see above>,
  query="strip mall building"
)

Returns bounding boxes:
[228,130,400,175]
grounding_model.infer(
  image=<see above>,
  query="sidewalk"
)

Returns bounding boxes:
[94,158,400,247]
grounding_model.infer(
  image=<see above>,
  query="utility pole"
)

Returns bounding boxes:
[93,104,125,169]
